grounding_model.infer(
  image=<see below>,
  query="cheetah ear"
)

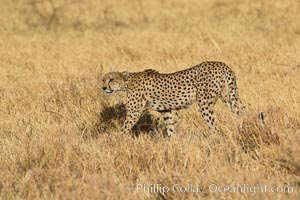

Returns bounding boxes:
[122,71,129,81]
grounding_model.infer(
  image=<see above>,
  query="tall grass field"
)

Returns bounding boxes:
[0,0,299,199]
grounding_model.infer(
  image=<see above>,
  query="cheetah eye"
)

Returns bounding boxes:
[109,78,114,82]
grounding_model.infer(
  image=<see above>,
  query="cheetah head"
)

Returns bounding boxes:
[101,71,129,96]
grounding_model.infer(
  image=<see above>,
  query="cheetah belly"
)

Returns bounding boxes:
[146,90,197,111]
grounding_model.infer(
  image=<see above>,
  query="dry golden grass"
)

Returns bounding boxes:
[0,0,300,199]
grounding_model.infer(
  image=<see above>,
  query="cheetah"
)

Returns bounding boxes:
[102,61,245,137]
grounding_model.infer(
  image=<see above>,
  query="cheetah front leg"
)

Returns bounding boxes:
[121,111,143,135]
[121,97,146,135]
[162,111,179,137]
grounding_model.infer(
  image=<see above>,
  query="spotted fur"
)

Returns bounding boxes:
[102,61,245,137]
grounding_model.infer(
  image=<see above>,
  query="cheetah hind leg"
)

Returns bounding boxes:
[220,79,266,129]
[162,111,179,137]
[197,97,222,135]
[220,77,265,122]
[220,78,245,116]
